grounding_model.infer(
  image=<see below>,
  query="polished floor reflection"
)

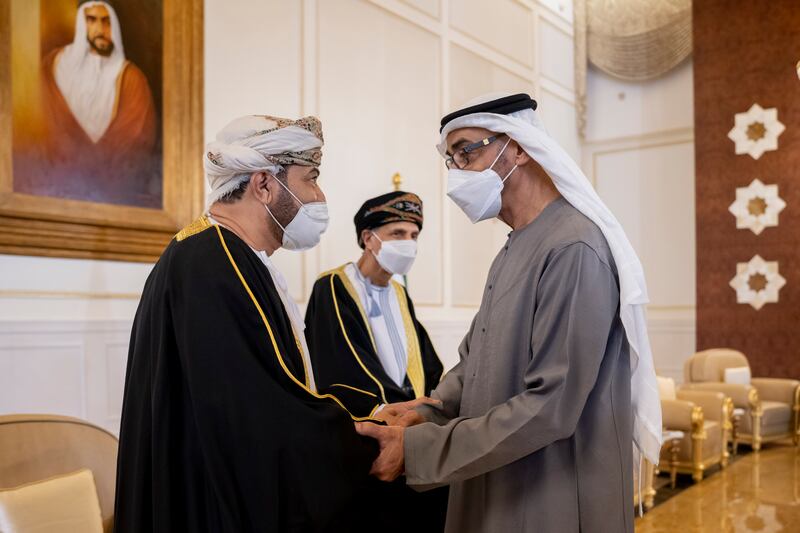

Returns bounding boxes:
[636,446,800,532]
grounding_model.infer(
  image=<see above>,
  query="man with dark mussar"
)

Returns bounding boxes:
[306,191,447,532]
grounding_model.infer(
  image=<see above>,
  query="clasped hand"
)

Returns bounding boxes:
[355,397,440,481]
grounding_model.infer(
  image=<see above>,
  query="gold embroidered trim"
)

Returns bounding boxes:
[214,226,375,422]
[176,215,212,241]
[317,266,378,353]
[393,281,424,399]
[292,332,310,387]
[330,383,378,398]
[328,274,388,404]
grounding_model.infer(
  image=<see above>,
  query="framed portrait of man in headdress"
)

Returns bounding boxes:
[0,0,203,261]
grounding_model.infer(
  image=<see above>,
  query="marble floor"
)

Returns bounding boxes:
[635,445,800,532]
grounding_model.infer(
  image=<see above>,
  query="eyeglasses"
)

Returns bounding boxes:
[444,135,503,169]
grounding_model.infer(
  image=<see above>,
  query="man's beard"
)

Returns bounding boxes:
[88,36,114,57]
[268,184,299,242]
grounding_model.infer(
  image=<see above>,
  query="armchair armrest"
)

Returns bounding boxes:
[676,390,726,422]
[681,382,757,409]
[662,399,699,432]
[751,378,800,406]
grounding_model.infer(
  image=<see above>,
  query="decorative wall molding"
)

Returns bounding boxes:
[536,2,575,36]
[0,310,691,435]
[0,320,132,436]
[584,129,694,188]
[647,311,696,383]
[540,78,576,105]
[0,289,140,300]
[581,125,694,149]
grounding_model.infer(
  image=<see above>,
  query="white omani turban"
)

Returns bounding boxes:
[438,93,663,466]
[204,115,323,206]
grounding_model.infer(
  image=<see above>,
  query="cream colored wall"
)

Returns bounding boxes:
[0,0,583,434]
[582,61,696,382]
[208,0,580,370]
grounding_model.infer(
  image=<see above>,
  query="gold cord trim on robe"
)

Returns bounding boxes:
[317,265,378,354]
[330,383,379,398]
[292,332,310,387]
[392,281,425,399]
[214,225,376,422]
[328,274,388,404]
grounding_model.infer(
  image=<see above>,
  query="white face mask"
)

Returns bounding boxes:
[446,137,518,223]
[265,175,329,251]
[370,232,417,275]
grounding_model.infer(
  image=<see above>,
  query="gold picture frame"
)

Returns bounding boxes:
[0,0,203,262]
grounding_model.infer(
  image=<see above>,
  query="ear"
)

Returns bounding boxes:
[511,140,531,166]
[361,229,374,250]
[249,171,274,204]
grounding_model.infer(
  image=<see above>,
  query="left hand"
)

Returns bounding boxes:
[393,410,426,428]
[355,422,405,481]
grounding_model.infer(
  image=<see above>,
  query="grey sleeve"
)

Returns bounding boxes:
[405,243,619,489]
[415,317,476,425]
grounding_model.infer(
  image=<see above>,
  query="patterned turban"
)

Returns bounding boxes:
[204,115,323,205]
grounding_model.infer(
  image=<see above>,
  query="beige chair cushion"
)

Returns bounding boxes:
[724,366,751,385]
[657,376,677,400]
[0,469,103,533]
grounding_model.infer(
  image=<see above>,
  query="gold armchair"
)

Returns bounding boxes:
[0,414,118,532]
[682,349,800,451]
[659,381,731,482]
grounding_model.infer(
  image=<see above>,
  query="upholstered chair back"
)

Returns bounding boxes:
[683,349,750,383]
[0,414,118,532]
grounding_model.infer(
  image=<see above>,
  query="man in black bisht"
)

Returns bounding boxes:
[305,191,447,532]
[114,115,378,532]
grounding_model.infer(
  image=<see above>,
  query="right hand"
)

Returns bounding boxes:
[373,397,441,426]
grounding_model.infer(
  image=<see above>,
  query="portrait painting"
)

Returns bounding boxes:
[0,0,203,261]
[12,0,163,208]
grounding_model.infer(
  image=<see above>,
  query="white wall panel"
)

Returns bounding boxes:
[537,0,573,23]
[0,344,85,418]
[204,0,306,300]
[103,342,129,431]
[399,0,439,18]
[449,0,535,68]
[649,312,696,383]
[317,0,443,304]
[448,44,535,306]
[0,322,132,435]
[539,89,580,162]
[539,19,575,91]
[594,142,696,309]
[584,61,694,142]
